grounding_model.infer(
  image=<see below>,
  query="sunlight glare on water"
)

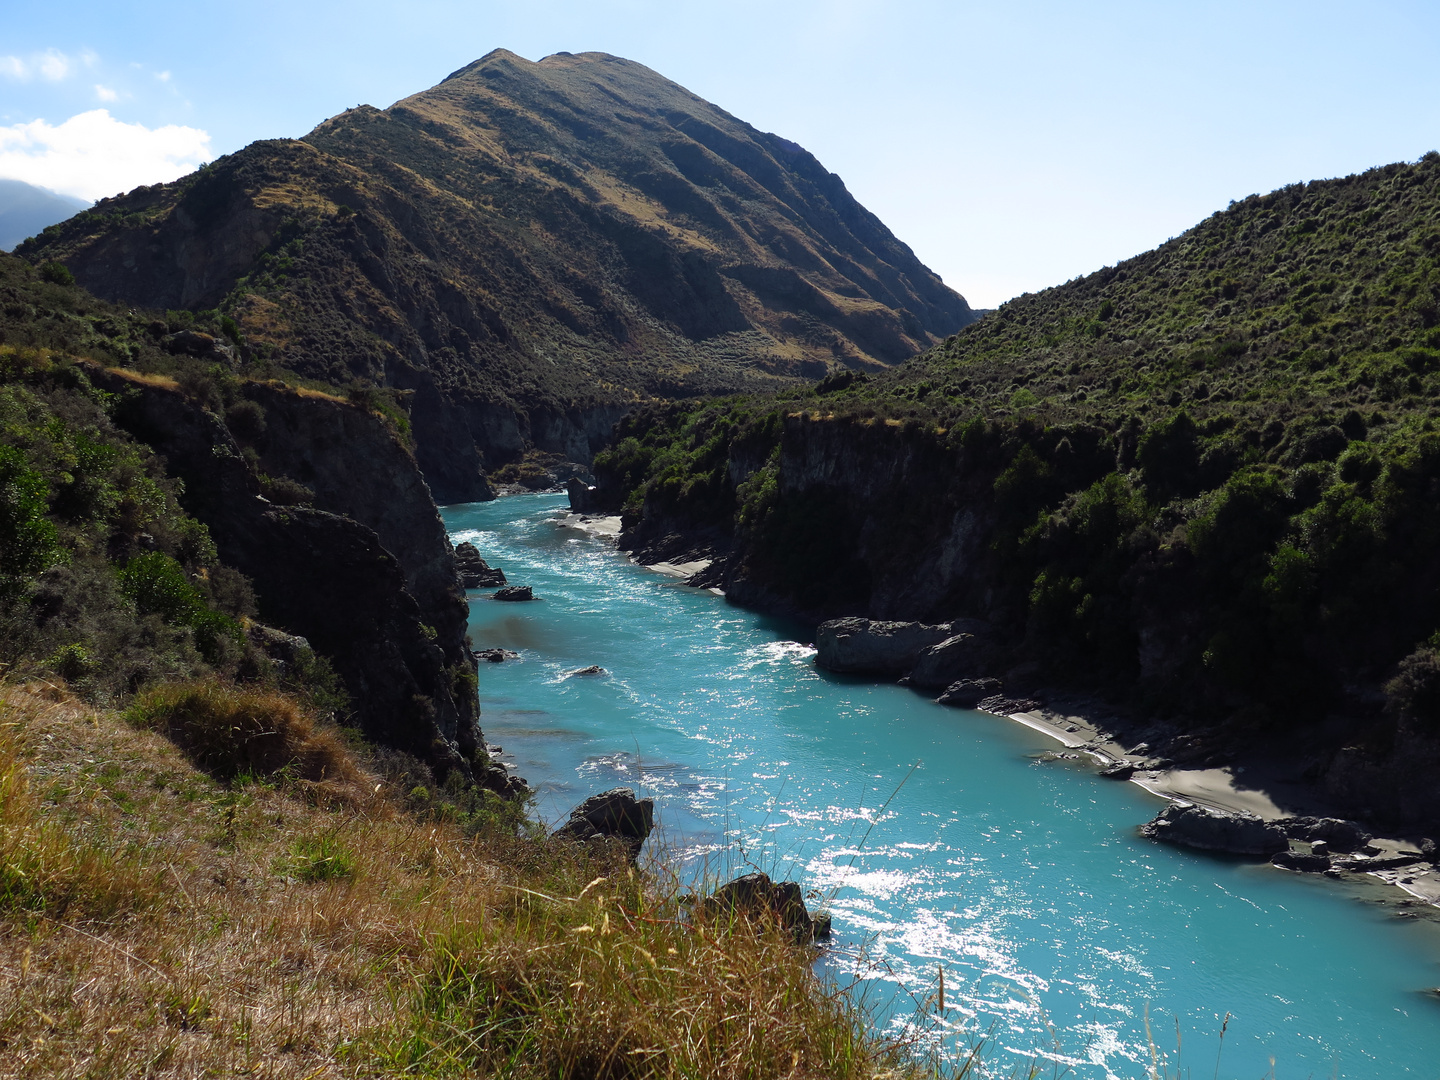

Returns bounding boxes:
[447,493,1440,1079]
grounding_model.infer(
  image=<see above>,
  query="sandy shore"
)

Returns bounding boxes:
[1006,704,1440,907]
[555,512,622,539]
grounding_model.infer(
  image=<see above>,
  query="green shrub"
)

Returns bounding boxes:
[38,261,74,286]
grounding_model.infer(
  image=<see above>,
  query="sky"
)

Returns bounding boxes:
[3,0,1439,309]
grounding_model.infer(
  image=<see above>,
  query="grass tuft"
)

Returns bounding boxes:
[126,679,361,787]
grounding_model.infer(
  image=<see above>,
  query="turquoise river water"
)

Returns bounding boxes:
[446,493,1440,1079]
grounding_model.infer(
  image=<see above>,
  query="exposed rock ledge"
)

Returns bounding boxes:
[815,617,995,679]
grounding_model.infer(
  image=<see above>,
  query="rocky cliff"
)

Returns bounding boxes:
[90,365,485,779]
[19,49,976,501]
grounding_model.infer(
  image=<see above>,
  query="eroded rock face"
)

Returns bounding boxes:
[937,678,1003,708]
[454,541,506,588]
[909,626,998,689]
[699,872,831,942]
[1140,802,1289,856]
[815,618,954,675]
[553,787,654,860]
[1281,816,1372,853]
[91,365,483,778]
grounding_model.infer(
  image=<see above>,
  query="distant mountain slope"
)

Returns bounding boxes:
[20,49,975,500]
[0,178,87,251]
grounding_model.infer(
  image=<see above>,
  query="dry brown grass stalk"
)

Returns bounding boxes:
[0,682,933,1079]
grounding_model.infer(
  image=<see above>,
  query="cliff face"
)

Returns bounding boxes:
[91,366,484,777]
[21,49,976,501]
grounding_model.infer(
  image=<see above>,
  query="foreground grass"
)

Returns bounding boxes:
[0,682,928,1079]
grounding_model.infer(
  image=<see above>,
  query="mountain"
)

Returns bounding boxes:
[18,49,976,501]
[0,178,88,251]
[584,153,1440,827]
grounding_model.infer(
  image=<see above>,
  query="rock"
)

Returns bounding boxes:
[1140,802,1289,856]
[937,677,1003,708]
[568,665,607,677]
[1309,839,1330,857]
[553,787,655,860]
[976,694,1042,715]
[1279,816,1372,853]
[454,541,507,588]
[1099,762,1137,780]
[909,630,998,690]
[493,585,534,602]
[566,476,602,513]
[164,329,233,362]
[245,624,312,676]
[1272,850,1333,872]
[474,648,519,663]
[815,617,957,675]
[699,872,831,942]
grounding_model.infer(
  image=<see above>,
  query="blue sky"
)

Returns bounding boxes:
[3,0,1439,308]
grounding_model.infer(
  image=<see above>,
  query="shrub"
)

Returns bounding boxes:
[126,680,361,785]
[38,261,74,286]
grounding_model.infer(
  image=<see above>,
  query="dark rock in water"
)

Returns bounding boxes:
[493,585,534,601]
[1141,802,1289,856]
[474,648,520,663]
[454,541,507,588]
[815,617,955,675]
[568,665,607,677]
[937,677,1003,707]
[567,476,603,513]
[553,787,655,860]
[1279,816,1372,853]
[1099,761,1137,780]
[700,871,831,942]
[1272,850,1333,872]
[909,629,998,689]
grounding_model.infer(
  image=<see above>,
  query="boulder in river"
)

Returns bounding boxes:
[1141,802,1289,856]
[815,618,955,675]
[553,787,654,860]
[909,630,999,689]
[937,677,1003,708]
[454,541,507,588]
[568,665,607,677]
[474,648,520,663]
[699,871,831,942]
[493,585,534,602]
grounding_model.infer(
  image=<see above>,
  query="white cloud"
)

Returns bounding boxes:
[0,109,211,201]
[155,70,171,83]
[0,48,81,83]
[94,84,118,102]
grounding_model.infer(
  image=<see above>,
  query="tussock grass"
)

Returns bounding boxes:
[0,683,932,1078]
[126,680,362,789]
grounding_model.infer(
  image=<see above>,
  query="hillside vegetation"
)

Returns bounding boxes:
[0,683,924,1078]
[20,49,975,501]
[591,154,1440,817]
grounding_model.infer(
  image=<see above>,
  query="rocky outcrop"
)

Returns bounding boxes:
[699,872,831,942]
[1281,816,1372,853]
[553,787,654,860]
[815,618,955,675]
[908,626,998,689]
[1140,802,1289,856]
[89,365,483,777]
[566,477,603,514]
[937,678,1003,708]
[241,381,469,656]
[454,541,506,588]
[493,585,534,602]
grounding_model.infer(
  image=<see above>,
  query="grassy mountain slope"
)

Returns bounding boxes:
[20,50,975,501]
[588,154,1440,823]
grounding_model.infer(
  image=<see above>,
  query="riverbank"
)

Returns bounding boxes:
[550,506,1440,911]
[1002,700,1440,908]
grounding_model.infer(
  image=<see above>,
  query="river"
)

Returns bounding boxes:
[446,493,1440,1079]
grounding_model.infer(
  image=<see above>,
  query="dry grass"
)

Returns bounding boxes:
[0,683,931,1079]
